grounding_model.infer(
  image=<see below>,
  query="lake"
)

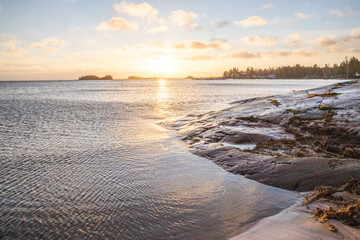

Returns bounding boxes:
[0,79,343,239]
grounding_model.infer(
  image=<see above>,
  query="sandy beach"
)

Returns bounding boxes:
[231,198,360,240]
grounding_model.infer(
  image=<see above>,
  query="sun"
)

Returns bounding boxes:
[148,56,175,75]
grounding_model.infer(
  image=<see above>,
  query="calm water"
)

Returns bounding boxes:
[0,79,343,239]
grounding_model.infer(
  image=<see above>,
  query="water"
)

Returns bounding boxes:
[0,79,344,239]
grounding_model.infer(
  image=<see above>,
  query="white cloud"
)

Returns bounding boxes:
[113,1,158,21]
[264,50,292,57]
[190,41,222,49]
[329,9,344,18]
[293,12,311,19]
[147,25,168,34]
[284,33,300,48]
[259,3,274,9]
[241,35,277,46]
[1,34,26,55]
[183,55,213,61]
[173,40,225,50]
[29,37,67,52]
[348,48,360,54]
[350,28,360,39]
[231,51,259,59]
[293,49,318,57]
[214,21,229,28]
[170,10,199,29]
[234,16,267,27]
[96,17,138,31]
[347,8,359,17]
[317,35,337,47]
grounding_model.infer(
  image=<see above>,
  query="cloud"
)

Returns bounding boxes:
[241,35,277,46]
[1,34,26,55]
[183,55,213,61]
[261,49,318,58]
[173,42,187,50]
[0,3,2,13]
[293,12,311,19]
[259,3,274,9]
[113,1,158,21]
[231,51,259,59]
[191,41,222,49]
[350,28,360,39]
[317,35,337,47]
[29,37,67,52]
[210,38,227,43]
[329,9,344,18]
[347,8,359,17]
[214,21,229,28]
[284,33,300,48]
[265,50,292,57]
[293,49,318,57]
[170,10,199,29]
[234,16,267,27]
[96,17,138,31]
[348,48,360,54]
[173,40,224,50]
[147,25,168,34]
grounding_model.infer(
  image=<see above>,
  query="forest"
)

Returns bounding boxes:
[78,75,113,80]
[223,56,360,79]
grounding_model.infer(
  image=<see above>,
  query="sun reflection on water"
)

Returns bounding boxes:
[155,79,173,118]
[158,79,167,86]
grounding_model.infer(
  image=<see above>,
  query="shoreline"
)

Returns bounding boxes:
[162,80,360,239]
[164,80,360,191]
[0,78,357,82]
[231,196,360,240]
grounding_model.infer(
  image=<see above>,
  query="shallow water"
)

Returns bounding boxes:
[0,79,344,239]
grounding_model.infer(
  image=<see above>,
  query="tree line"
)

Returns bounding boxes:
[223,56,360,79]
[79,75,113,80]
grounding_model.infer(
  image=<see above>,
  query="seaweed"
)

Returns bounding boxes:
[270,99,280,107]
[307,92,340,98]
[302,180,360,232]
[318,105,341,111]
[312,201,360,232]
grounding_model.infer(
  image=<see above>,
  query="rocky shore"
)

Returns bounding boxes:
[164,80,360,192]
[162,80,360,239]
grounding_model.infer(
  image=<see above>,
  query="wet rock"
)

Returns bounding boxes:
[163,80,360,192]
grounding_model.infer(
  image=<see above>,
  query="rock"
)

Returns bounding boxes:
[163,80,360,192]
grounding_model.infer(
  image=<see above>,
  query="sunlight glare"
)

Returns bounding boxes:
[158,79,166,85]
[148,56,175,75]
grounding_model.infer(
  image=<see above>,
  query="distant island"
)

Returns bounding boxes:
[79,75,113,80]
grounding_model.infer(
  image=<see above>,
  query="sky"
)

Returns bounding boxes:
[0,0,359,80]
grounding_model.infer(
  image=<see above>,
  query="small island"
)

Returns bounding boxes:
[78,75,113,80]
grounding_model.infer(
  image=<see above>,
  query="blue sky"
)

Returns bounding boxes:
[0,0,359,79]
